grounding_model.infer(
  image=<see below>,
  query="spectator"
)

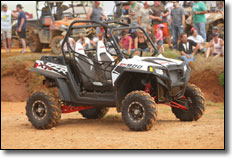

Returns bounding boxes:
[134,30,150,54]
[90,32,104,48]
[192,1,207,44]
[119,31,135,55]
[138,1,150,29]
[149,1,171,49]
[179,33,200,68]
[206,33,224,59]
[146,26,156,43]
[76,34,91,50]
[1,4,17,53]
[156,24,165,53]
[87,1,106,22]
[170,1,185,50]
[188,28,205,52]
[60,37,75,52]
[165,1,174,22]
[217,2,224,19]
[129,1,143,26]
[55,2,64,20]
[16,4,27,53]
[205,1,217,12]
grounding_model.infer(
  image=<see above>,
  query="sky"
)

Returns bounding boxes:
[1,1,115,18]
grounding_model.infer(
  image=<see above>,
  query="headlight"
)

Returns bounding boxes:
[156,69,163,75]
[148,66,163,75]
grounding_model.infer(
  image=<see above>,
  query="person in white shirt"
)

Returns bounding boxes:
[76,34,91,49]
[188,28,205,52]
[1,4,17,53]
[206,33,224,59]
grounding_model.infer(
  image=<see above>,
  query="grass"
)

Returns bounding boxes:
[206,101,224,108]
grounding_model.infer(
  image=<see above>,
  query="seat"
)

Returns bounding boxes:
[96,41,114,81]
[74,43,96,88]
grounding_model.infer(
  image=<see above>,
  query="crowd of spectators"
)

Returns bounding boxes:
[1,1,225,67]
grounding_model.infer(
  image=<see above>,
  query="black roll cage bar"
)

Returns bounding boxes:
[61,20,160,64]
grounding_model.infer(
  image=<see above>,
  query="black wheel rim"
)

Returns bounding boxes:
[32,100,47,120]
[128,101,145,122]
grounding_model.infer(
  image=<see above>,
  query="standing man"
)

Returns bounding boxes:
[170,1,185,50]
[192,1,207,44]
[149,1,171,48]
[1,4,16,53]
[129,1,143,26]
[16,4,27,53]
[87,1,106,22]
[138,1,150,29]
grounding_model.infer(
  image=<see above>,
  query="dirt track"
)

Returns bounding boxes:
[1,101,224,149]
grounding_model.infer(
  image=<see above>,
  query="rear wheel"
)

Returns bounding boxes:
[79,107,109,119]
[51,35,63,55]
[27,25,43,52]
[26,91,61,129]
[122,91,157,131]
[171,84,205,121]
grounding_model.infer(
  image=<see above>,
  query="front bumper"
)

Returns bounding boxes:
[151,62,191,102]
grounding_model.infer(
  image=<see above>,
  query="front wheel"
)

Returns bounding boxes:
[122,91,157,131]
[26,91,61,129]
[172,84,205,121]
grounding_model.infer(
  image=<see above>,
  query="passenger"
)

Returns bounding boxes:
[206,33,224,59]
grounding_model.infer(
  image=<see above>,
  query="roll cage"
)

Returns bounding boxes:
[61,20,160,64]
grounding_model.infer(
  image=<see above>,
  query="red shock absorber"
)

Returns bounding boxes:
[144,83,152,94]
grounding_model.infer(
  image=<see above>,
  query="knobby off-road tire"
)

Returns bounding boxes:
[79,107,109,119]
[51,35,63,55]
[172,83,205,121]
[26,91,61,129]
[28,33,43,52]
[122,91,157,131]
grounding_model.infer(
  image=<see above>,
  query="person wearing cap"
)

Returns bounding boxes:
[170,1,185,50]
[155,24,165,52]
[1,4,17,53]
[206,33,224,59]
[16,4,27,53]
[192,1,207,45]
[87,1,106,22]
[179,33,200,68]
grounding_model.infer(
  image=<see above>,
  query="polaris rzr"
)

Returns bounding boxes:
[26,20,205,131]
